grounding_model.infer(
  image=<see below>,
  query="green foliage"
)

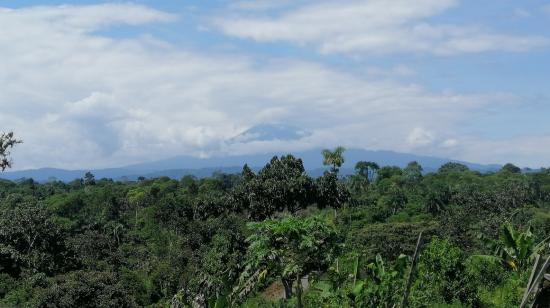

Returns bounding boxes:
[376,166,403,181]
[438,162,469,173]
[321,146,345,174]
[501,163,522,174]
[346,222,438,259]
[351,254,407,307]
[315,171,350,210]
[1,149,550,307]
[84,171,96,186]
[410,237,480,306]
[231,155,317,220]
[355,161,379,183]
[462,254,525,307]
[404,161,423,184]
[0,132,22,171]
[0,201,71,277]
[481,222,550,271]
[234,216,339,304]
[246,216,338,276]
[37,270,136,307]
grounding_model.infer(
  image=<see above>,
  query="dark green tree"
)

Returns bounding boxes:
[438,162,469,173]
[377,166,403,181]
[84,172,96,186]
[355,161,379,183]
[404,161,423,184]
[37,270,136,308]
[501,163,522,174]
[316,172,350,210]
[231,155,316,220]
[0,201,70,276]
[0,132,22,171]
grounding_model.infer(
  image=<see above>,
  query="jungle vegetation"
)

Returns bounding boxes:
[0,137,549,307]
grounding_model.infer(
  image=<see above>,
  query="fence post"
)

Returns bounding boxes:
[401,232,423,308]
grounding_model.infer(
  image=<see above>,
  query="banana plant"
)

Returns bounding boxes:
[476,223,550,271]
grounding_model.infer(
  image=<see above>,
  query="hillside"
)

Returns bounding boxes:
[0,152,548,307]
[0,148,501,182]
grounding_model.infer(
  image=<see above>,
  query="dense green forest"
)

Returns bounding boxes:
[1,145,550,307]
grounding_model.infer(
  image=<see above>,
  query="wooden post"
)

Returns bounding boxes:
[520,254,541,307]
[520,256,550,308]
[401,232,423,308]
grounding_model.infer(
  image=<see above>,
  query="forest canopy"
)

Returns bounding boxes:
[0,147,549,307]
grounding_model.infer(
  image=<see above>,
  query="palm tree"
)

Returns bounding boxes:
[322,146,346,174]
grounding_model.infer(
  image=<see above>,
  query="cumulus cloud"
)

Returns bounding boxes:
[441,139,459,148]
[215,0,549,55]
[456,136,550,168]
[407,128,435,146]
[0,3,545,170]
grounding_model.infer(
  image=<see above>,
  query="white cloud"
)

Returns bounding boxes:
[0,4,546,170]
[216,0,549,55]
[8,4,175,30]
[441,138,459,148]
[407,128,435,146]
[513,8,531,18]
[455,136,550,168]
[365,65,415,78]
[228,0,296,11]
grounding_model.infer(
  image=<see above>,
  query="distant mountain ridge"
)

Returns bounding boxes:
[0,148,501,182]
[228,123,311,143]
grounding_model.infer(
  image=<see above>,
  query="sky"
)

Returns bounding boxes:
[1,0,550,170]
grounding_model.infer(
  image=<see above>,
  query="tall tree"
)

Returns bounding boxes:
[231,155,316,220]
[355,161,380,183]
[501,163,522,174]
[84,172,96,186]
[404,161,423,184]
[438,162,469,173]
[322,147,346,174]
[0,132,22,171]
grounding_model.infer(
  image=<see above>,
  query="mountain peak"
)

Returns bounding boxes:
[228,124,311,143]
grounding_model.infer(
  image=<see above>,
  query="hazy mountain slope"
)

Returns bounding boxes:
[0,148,500,182]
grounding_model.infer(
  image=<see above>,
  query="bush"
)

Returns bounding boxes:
[410,237,479,307]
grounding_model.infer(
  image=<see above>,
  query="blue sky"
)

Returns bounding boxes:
[1,0,549,169]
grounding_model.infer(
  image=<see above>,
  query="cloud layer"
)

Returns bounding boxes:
[217,0,549,55]
[0,3,548,169]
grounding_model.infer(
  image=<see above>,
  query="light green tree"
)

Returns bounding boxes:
[233,216,339,307]
[322,147,346,174]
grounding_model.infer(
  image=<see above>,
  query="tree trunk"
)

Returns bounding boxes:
[296,274,303,308]
[135,208,138,228]
[282,278,293,299]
